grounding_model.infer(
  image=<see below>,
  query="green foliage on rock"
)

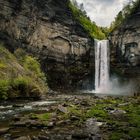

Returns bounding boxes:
[23,56,44,78]
[68,1,106,40]
[110,0,140,32]
[110,132,124,140]
[87,106,108,118]
[38,113,52,121]
[10,76,31,98]
[0,43,48,100]
[0,80,10,100]
[0,60,7,69]
[14,48,46,81]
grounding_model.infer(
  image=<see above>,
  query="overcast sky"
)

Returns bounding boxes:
[76,0,132,27]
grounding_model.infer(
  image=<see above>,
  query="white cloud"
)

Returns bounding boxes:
[76,0,132,27]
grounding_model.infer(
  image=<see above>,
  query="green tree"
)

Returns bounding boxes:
[68,1,106,39]
[109,0,140,32]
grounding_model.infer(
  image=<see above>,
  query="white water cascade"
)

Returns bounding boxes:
[94,39,110,93]
[83,39,133,95]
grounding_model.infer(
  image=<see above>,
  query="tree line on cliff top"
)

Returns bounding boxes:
[69,0,140,37]
[69,0,106,40]
[110,0,140,32]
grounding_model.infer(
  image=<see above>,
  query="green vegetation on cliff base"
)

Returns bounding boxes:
[68,1,106,40]
[0,43,48,100]
[109,0,140,32]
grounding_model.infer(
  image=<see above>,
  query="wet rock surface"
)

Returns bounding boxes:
[14,136,31,140]
[0,94,140,140]
[0,128,9,135]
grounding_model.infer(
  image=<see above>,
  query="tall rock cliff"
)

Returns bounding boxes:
[0,0,94,89]
[110,4,140,91]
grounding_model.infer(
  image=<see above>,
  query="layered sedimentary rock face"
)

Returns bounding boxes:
[0,0,94,89]
[110,8,140,67]
[110,6,140,92]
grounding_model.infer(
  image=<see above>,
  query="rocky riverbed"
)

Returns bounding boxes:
[0,93,140,140]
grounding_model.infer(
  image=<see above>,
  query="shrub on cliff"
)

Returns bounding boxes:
[14,48,46,81]
[9,76,42,99]
[23,56,45,80]
[0,44,48,100]
[110,0,140,32]
[0,77,43,100]
[0,80,10,100]
[10,76,30,98]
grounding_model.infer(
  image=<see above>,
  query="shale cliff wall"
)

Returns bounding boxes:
[110,6,140,92]
[0,0,94,89]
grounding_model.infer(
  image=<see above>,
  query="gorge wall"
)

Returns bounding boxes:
[110,5,140,92]
[0,0,94,90]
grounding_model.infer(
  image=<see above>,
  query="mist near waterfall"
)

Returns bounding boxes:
[86,74,136,96]
[105,75,135,95]
[84,39,136,96]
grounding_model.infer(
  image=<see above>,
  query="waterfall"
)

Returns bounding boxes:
[83,39,133,95]
[95,40,110,92]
